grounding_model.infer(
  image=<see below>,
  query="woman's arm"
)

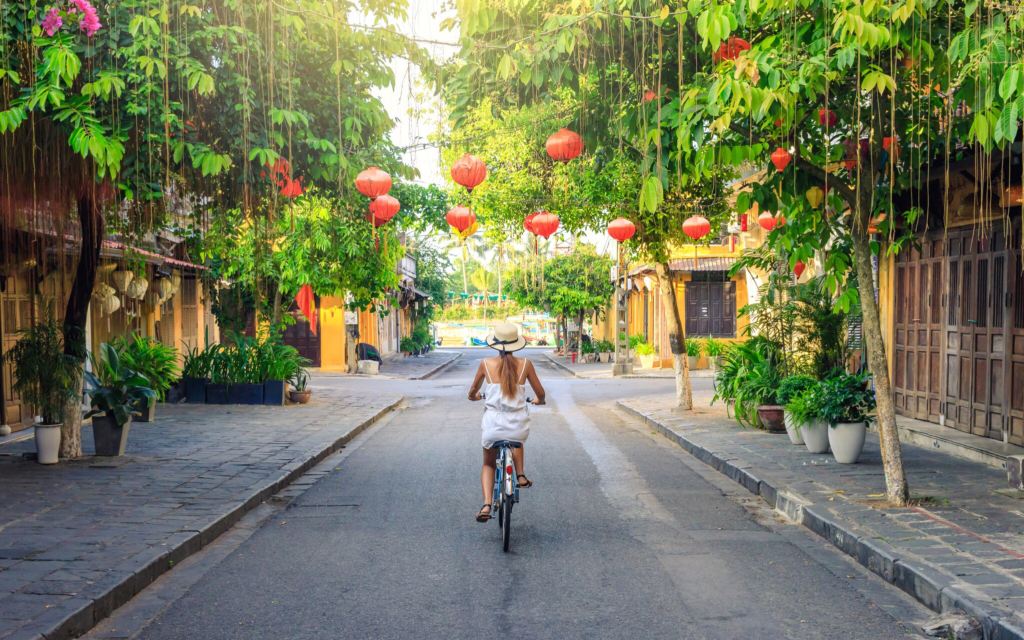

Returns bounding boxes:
[468,360,486,400]
[524,360,546,405]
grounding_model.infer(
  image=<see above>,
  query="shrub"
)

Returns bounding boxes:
[3,301,81,424]
[634,342,655,356]
[777,374,818,405]
[703,336,727,358]
[819,372,877,425]
[685,338,702,357]
[112,332,180,402]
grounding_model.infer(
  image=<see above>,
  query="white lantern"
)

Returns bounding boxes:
[132,276,150,299]
[157,278,173,298]
[102,295,121,315]
[145,290,162,307]
[112,269,134,293]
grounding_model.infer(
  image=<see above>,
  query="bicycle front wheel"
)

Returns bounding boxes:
[502,496,512,552]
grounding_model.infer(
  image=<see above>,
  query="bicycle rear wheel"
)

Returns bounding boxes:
[497,491,504,529]
[502,496,512,552]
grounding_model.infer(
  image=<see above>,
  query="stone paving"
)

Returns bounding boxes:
[543,350,715,379]
[0,388,401,640]
[619,391,1024,635]
[313,349,461,380]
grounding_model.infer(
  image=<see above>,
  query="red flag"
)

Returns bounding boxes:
[295,284,317,336]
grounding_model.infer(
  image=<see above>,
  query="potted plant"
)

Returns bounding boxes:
[635,342,657,368]
[786,383,830,454]
[290,369,311,404]
[3,302,81,464]
[85,343,157,456]
[225,334,264,404]
[819,372,877,463]
[400,336,416,357]
[263,339,306,406]
[738,360,785,432]
[206,347,230,404]
[581,339,596,363]
[598,339,614,362]
[685,338,703,370]
[704,336,727,372]
[114,332,180,421]
[182,340,218,403]
[777,375,817,445]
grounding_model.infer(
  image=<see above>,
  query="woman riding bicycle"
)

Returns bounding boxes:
[468,323,545,522]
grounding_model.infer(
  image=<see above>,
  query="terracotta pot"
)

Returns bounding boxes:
[290,390,312,404]
[756,405,786,433]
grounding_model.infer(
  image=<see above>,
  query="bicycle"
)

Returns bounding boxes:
[481,394,532,552]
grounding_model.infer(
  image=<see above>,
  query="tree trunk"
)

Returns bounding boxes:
[654,262,692,410]
[271,276,285,327]
[61,193,104,459]
[577,309,584,357]
[852,196,909,506]
[497,245,503,298]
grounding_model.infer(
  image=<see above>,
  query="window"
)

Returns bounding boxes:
[684,274,736,338]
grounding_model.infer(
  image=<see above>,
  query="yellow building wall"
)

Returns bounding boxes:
[878,252,897,379]
[319,295,349,371]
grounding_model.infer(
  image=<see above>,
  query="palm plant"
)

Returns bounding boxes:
[182,341,221,380]
[112,332,181,402]
[791,276,859,378]
[3,300,81,424]
[85,343,157,427]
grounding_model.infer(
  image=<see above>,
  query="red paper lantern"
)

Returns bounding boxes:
[793,260,806,278]
[883,136,901,162]
[818,108,837,127]
[740,213,748,232]
[607,217,636,242]
[682,215,711,240]
[758,211,777,232]
[712,37,751,63]
[279,177,304,198]
[771,147,791,172]
[642,89,658,103]
[446,206,475,232]
[369,194,400,223]
[545,128,584,163]
[450,154,487,192]
[364,211,388,228]
[729,235,737,252]
[532,211,560,238]
[355,166,392,200]
[524,212,538,235]
[775,213,787,227]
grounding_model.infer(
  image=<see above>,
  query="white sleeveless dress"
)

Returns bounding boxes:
[481,359,530,449]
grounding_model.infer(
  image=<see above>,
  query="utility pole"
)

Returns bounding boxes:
[612,242,633,376]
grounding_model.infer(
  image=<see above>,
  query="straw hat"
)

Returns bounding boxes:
[485,322,526,353]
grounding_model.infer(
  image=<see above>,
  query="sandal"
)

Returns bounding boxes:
[476,504,492,522]
[517,474,533,488]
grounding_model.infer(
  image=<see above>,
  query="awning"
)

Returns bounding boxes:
[102,241,207,271]
[668,257,740,272]
[413,288,432,300]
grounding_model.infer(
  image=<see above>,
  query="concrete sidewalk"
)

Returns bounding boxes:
[0,388,401,640]
[542,350,714,379]
[312,349,461,380]
[619,393,1024,638]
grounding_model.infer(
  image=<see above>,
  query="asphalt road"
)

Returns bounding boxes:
[121,349,930,639]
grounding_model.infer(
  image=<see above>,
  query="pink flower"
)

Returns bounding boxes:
[41,8,63,36]
[70,0,101,36]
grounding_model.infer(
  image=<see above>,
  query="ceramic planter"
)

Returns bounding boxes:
[135,398,156,422]
[828,422,867,464]
[583,353,596,363]
[783,411,804,445]
[264,380,287,406]
[710,356,725,372]
[639,354,657,369]
[35,423,61,464]
[205,383,229,404]
[756,405,786,433]
[92,414,131,456]
[228,383,264,405]
[185,377,207,403]
[290,390,311,404]
[802,419,830,454]
[687,355,699,370]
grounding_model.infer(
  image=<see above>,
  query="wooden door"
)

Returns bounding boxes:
[283,299,321,367]
[893,239,943,422]
[1006,236,1024,446]
[943,229,1007,439]
[180,277,199,352]
[1,274,35,427]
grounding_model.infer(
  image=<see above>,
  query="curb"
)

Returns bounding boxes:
[415,352,463,380]
[616,401,1024,640]
[12,397,403,640]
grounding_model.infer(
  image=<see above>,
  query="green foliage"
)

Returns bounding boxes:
[111,332,180,402]
[3,300,81,424]
[400,336,418,353]
[819,372,878,425]
[506,245,614,319]
[703,336,727,358]
[595,339,614,352]
[777,375,818,406]
[627,334,645,350]
[291,368,310,392]
[181,339,221,380]
[634,342,655,356]
[685,338,703,358]
[580,339,595,354]
[785,384,826,433]
[438,302,525,322]
[713,338,785,426]
[85,343,157,427]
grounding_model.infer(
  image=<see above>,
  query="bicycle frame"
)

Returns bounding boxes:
[492,444,519,508]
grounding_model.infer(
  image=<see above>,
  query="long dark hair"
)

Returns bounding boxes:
[497,351,519,399]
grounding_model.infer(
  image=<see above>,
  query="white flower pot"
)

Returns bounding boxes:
[687,355,699,370]
[35,423,61,464]
[783,411,804,445]
[828,422,867,464]
[802,419,830,454]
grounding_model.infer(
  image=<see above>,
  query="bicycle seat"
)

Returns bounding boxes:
[491,441,522,449]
